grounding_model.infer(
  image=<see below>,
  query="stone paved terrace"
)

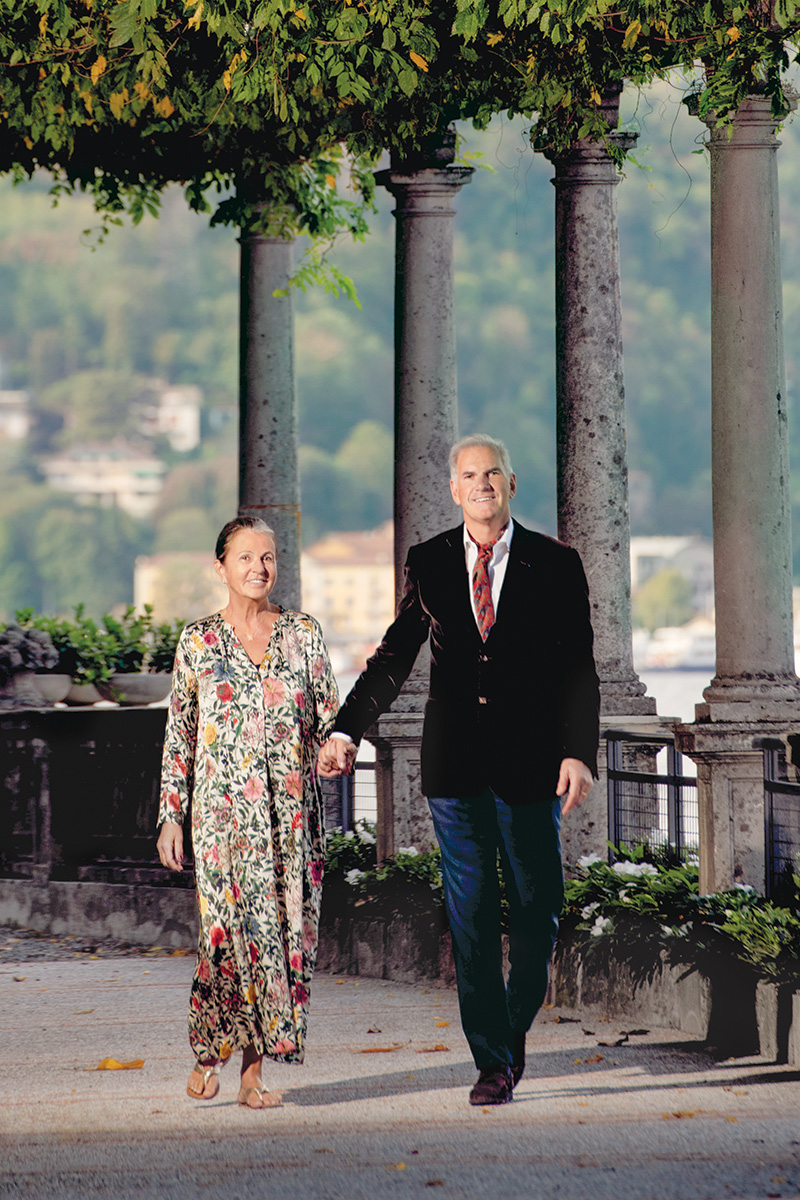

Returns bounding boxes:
[2,925,800,1200]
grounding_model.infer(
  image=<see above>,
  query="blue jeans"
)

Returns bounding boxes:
[427,790,563,1071]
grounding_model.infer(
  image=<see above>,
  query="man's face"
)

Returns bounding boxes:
[450,445,516,531]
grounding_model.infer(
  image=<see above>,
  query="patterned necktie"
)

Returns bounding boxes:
[471,533,502,642]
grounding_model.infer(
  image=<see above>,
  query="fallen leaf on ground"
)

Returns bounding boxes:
[170,948,191,956]
[662,1110,699,1120]
[434,1020,450,1027]
[584,1054,604,1064]
[426,1181,445,1188]
[598,1036,628,1047]
[358,1044,404,1053]
[581,1028,595,1036]
[620,1028,649,1036]
[335,980,345,985]
[12,976,25,982]
[553,1016,579,1024]
[367,1027,382,1034]
[74,1009,94,1015]
[722,1087,748,1096]
[416,1044,450,1053]
[725,1116,738,1123]
[388,1163,406,1171]
[87,1058,145,1071]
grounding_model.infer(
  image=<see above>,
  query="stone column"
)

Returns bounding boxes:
[238,228,301,611]
[546,88,659,866]
[371,136,473,858]
[677,91,800,894]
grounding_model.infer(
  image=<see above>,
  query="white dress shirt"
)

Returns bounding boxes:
[463,519,515,631]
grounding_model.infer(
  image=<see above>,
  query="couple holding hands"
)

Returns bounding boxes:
[157,434,599,1109]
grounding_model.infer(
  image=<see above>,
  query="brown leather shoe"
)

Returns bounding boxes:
[511,1032,526,1087]
[468,1066,513,1106]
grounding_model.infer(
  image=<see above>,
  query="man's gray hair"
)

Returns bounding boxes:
[449,434,513,481]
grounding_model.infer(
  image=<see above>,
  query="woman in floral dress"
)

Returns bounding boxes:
[156,517,339,1109]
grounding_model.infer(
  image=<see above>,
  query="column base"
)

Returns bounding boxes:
[676,712,800,894]
[697,675,800,723]
[368,710,433,861]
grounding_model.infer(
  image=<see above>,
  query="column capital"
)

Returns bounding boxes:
[375,165,474,212]
[695,88,797,145]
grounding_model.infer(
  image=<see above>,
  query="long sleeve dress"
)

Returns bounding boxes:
[157,609,338,1066]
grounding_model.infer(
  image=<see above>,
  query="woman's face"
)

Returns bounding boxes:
[215,529,278,604]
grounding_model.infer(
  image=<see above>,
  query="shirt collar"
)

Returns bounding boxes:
[462,518,515,557]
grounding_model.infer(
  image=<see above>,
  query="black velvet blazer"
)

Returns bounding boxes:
[334,520,600,804]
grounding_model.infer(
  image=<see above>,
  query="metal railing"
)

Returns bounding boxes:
[320,758,377,832]
[606,729,699,862]
[763,737,800,903]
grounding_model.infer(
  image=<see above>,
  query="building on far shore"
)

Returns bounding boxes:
[300,521,394,676]
[40,442,167,519]
[630,534,714,617]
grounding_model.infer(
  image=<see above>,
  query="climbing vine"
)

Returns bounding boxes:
[0,1,798,227]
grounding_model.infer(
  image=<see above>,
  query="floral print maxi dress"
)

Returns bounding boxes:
[157,610,338,1065]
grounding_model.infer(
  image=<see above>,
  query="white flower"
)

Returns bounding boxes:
[661,924,673,937]
[358,828,376,845]
[577,853,603,869]
[590,915,612,937]
[611,861,658,878]
[619,889,629,901]
[344,831,355,840]
[581,901,600,919]
[397,846,419,857]
[732,882,757,894]
[345,868,365,886]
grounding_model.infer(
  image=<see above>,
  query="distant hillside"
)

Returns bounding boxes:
[1,78,800,616]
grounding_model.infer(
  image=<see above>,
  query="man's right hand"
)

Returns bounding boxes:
[317,737,357,777]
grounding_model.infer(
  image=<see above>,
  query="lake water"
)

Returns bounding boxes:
[637,669,711,725]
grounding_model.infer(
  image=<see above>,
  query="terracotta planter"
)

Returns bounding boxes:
[95,672,172,706]
[34,674,72,705]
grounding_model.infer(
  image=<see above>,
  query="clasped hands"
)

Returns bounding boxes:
[317,736,357,778]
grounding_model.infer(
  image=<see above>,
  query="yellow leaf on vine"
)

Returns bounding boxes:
[186,0,204,31]
[79,91,93,115]
[154,95,175,117]
[325,174,337,189]
[90,56,107,85]
[409,51,429,72]
[38,13,48,38]
[486,32,504,46]
[727,26,740,41]
[134,81,151,102]
[109,89,129,118]
[590,87,602,105]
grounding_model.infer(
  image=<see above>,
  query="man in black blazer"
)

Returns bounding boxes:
[318,434,600,1106]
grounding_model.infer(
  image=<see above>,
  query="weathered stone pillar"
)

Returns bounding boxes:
[371,136,473,858]
[546,88,659,866]
[238,228,301,610]
[677,91,800,894]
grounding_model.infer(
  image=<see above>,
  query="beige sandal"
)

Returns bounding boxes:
[237,1082,283,1109]
[187,1062,220,1100]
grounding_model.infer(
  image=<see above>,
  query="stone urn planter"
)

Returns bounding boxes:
[64,681,104,706]
[95,673,172,706]
[34,674,72,705]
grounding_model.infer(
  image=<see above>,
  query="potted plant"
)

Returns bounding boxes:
[94,605,184,705]
[0,622,59,707]
[16,606,112,704]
